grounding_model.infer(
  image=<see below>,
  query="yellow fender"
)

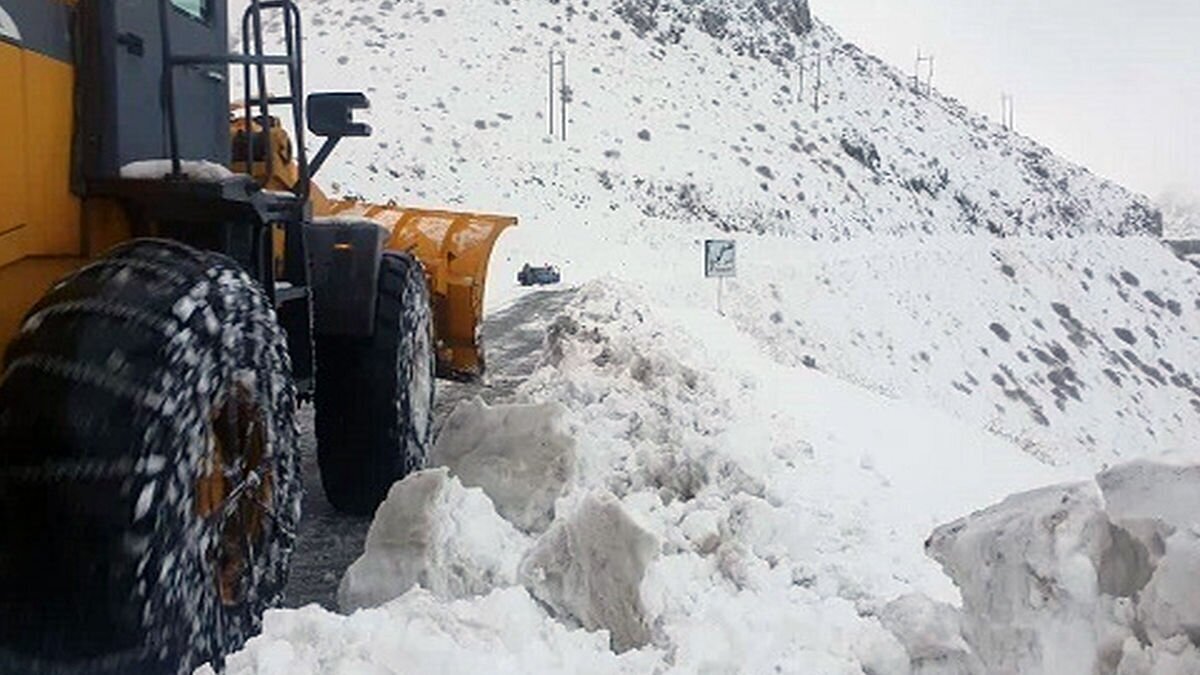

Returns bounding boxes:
[316,196,516,379]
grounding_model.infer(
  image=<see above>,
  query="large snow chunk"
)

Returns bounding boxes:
[1116,635,1200,675]
[925,482,1118,674]
[1097,452,1200,566]
[429,397,576,533]
[1096,452,1200,647]
[1137,529,1200,646]
[924,453,1200,674]
[879,594,984,675]
[337,468,528,612]
[519,492,659,653]
[212,587,659,674]
[1097,453,1200,529]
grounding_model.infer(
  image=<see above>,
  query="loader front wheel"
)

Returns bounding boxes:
[0,240,301,674]
[314,251,435,515]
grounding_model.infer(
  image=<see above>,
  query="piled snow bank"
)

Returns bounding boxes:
[926,451,1200,675]
[926,482,1120,674]
[337,468,529,612]
[879,594,984,675]
[429,398,575,533]
[217,278,1081,673]
[208,587,660,675]
[519,492,659,653]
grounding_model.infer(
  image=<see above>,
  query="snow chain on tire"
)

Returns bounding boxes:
[0,239,302,674]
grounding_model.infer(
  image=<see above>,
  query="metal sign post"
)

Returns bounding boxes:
[704,239,736,315]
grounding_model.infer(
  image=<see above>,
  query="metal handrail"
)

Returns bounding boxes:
[156,0,309,198]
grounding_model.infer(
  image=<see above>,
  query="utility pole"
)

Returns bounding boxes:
[915,49,934,96]
[548,47,568,141]
[1000,93,1015,130]
[812,54,822,112]
[548,49,554,137]
[798,44,804,104]
[798,45,822,111]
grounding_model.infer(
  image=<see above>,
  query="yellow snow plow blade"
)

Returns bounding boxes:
[318,198,516,379]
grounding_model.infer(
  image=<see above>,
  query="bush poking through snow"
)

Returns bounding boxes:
[429,398,576,533]
[519,492,659,653]
[337,468,528,612]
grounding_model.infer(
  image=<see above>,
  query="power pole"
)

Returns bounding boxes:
[798,45,822,111]
[548,47,568,141]
[798,44,804,104]
[561,52,568,142]
[812,54,822,112]
[915,49,934,96]
[548,48,554,137]
[1001,93,1015,130]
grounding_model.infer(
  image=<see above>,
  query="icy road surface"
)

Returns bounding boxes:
[282,288,574,609]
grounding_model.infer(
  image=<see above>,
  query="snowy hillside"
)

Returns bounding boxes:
[1159,190,1200,238]
[268,0,1162,240]
[212,0,1200,672]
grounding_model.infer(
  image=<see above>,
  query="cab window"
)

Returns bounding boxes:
[171,0,209,22]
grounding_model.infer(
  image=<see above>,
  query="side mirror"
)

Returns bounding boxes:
[306,93,371,176]
[307,92,372,138]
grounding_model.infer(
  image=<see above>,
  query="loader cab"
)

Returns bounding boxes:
[79,0,232,179]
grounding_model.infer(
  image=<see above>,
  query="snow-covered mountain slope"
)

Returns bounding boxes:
[1159,190,1200,238]
[271,0,1161,240]
[723,234,1200,467]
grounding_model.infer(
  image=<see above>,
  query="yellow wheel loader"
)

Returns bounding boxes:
[0,1,514,672]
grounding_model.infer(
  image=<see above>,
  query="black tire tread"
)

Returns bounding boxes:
[314,251,434,516]
[0,240,301,674]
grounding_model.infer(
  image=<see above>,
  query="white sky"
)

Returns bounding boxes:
[813,0,1200,199]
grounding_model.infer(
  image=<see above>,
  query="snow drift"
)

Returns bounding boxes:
[429,398,575,533]
[927,452,1200,675]
[223,271,1197,674]
[519,491,659,653]
[337,468,528,612]
[208,587,660,675]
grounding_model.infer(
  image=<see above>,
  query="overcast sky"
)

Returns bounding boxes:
[813,0,1200,200]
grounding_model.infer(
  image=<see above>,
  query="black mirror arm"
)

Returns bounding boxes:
[309,135,343,178]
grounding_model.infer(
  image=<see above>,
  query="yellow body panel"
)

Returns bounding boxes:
[0,42,32,269]
[0,40,88,354]
[22,50,81,255]
[0,257,85,351]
